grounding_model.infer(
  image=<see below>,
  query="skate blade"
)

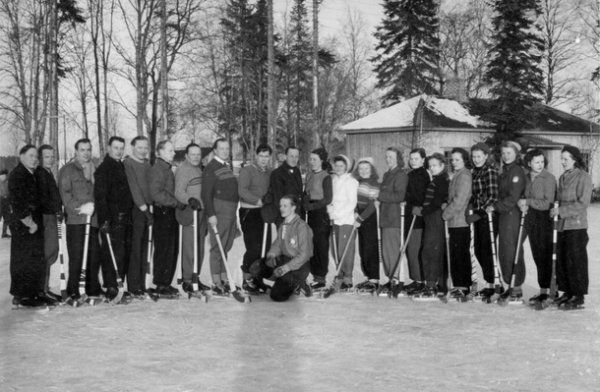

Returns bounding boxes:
[12,305,53,311]
[411,296,441,302]
[188,292,209,302]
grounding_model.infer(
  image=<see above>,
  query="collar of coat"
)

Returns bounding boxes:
[156,157,172,170]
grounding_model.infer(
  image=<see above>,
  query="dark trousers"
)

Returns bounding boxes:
[239,207,270,277]
[100,215,132,289]
[405,228,424,281]
[497,209,526,287]
[128,208,149,292]
[421,210,445,286]
[153,206,178,287]
[1,196,9,236]
[358,212,379,280]
[307,207,330,282]
[473,213,498,284]
[449,227,471,288]
[524,208,553,290]
[557,229,588,297]
[10,222,45,297]
[270,263,310,302]
[66,224,104,296]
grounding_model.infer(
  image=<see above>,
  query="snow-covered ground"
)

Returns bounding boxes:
[1,209,599,392]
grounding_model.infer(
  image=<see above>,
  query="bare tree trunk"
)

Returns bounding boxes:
[312,0,318,148]
[160,0,168,139]
[267,0,275,160]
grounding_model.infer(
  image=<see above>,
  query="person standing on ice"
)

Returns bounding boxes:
[411,153,450,299]
[237,143,273,295]
[34,145,64,302]
[402,148,430,295]
[262,195,313,302]
[9,145,52,308]
[201,138,239,296]
[486,141,527,304]
[375,147,408,294]
[442,148,472,300]
[267,146,303,227]
[352,157,380,293]
[517,149,556,307]
[467,143,498,299]
[550,146,592,310]
[123,136,153,298]
[94,136,134,302]
[0,169,9,238]
[175,143,210,293]
[303,148,332,292]
[58,138,103,301]
[148,140,184,299]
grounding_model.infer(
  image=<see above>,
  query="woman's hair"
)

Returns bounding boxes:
[524,148,547,169]
[451,147,471,170]
[386,147,405,168]
[501,141,522,165]
[427,152,446,167]
[353,160,379,181]
[281,194,298,206]
[19,144,37,155]
[311,147,331,171]
[409,148,426,159]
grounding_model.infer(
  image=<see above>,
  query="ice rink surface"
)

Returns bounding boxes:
[1,207,599,392]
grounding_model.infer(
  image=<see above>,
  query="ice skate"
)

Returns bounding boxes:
[242,279,261,295]
[183,282,209,302]
[480,288,497,304]
[358,281,379,296]
[12,296,53,311]
[354,280,369,293]
[528,293,549,306]
[149,285,180,300]
[132,290,148,300]
[377,281,391,297]
[339,282,353,292]
[295,280,313,298]
[252,278,271,294]
[310,281,327,292]
[322,279,342,299]
[498,293,523,306]
[412,286,439,302]
[559,296,584,311]
[107,287,133,305]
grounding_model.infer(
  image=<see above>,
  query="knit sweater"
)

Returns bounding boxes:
[378,166,408,228]
[267,214,313,271]
[422,172,449,216]
[123,156,152,209]
[557,168,592,231]
[523,168,556,211]
[303,170,332,211]
[175,159,203,226]
[356,177,379,223]
[238,163,271,209]
[442,167,471,228]
[328,172,359,226]
[201,158,239,218]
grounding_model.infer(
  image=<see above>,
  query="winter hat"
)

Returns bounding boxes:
[471,142,490,155]
[333,154,354,174]
[357,157,374,166]
[562,145,582,162]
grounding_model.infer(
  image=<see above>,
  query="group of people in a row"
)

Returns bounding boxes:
[7,136,592,309]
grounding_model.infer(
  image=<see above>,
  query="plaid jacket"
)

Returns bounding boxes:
[470,163,498,216]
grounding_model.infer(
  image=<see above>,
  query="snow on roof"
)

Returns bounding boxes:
[341,94,485,132]
[340,95,424,131]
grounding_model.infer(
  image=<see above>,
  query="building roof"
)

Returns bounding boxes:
[340,95,600,135]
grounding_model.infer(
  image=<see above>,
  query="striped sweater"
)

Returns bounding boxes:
[422,172,449,216]
[201,158,239,217]
[356,177,380,223]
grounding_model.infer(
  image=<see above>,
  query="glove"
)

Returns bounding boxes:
[188,197,202,211]
[143,210,153,226]
[411,206,422,217]
[176,202,187,210]
[56,211,64,224]
[79,202,95,216]
[265,255,277,268]
[100,221,111,235]
[273,264,290,278]
[466,212,481,224]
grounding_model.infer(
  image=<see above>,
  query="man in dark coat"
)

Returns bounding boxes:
[9,145,51,307]
[94,136,134,301]
[34,145,64,300]
[266,146,303,226]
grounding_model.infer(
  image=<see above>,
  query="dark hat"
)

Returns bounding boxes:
[562,145,582,161]
[471,142,490,155]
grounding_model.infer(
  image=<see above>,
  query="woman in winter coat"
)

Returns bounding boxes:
[550,146,592,310]
[487,141,527,303]
[327,155,359,290]
[353,158,380,293]
[517,149,556,306]
[375,147,408,293]
[412,153,449,298]
[403,148,430,295]
[303,148,333,291]
[9,145,50,307]
[442,148,472,299]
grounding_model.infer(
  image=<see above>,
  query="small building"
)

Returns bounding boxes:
[339,95,600,184]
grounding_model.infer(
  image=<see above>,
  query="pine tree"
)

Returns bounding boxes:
[484,0,545,132]
[371,0,440,105]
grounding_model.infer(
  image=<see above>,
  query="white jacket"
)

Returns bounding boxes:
[328,172,358,225]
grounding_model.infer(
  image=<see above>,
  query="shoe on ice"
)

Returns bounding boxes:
[405,282,425,295]
[36,292,58,306]
[560,296,584,310]
[182,281,195,293]
[402,281,419,293]
[242,279,261,295]
[413,286,437,299]
[297,280,312,298]
[355,280,369,291]
[133,290,147,299]
[379,282,392,293]
[505,293,523,305]
[198,281,211,291]
[310,281,326,291]
[253,278,271,293]
[555,293,572,307]
[45,291,63,302]
[14,296,47,308]
[362,281,379,292]
[340,282,353,292]
[212,282,228,296]
[528,293,549,306]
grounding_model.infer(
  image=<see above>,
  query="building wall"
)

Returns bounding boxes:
[345,130,599,187]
